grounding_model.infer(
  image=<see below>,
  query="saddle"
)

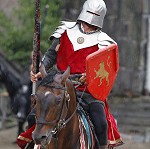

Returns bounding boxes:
[77,103,100,149]
[70,74,101,149]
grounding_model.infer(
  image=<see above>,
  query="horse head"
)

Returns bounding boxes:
[32,66,77,147]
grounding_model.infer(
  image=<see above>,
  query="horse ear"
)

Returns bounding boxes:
[61,66,70,85]
[39,63,47,78]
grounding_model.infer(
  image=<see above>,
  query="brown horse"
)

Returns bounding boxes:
[32,67,90,149]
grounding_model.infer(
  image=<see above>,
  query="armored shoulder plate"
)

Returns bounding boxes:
[97,32,117,49]
[49,21,76,40]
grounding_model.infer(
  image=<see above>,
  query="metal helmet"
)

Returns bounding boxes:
[77,0,107,28]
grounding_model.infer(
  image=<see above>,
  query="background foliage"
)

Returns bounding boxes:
[0,0,61,67]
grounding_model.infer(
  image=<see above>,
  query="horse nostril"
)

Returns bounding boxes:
[33,133,47,144]
[41,135,47,140]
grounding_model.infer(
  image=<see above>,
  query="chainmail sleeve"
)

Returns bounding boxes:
[42,38,60,71]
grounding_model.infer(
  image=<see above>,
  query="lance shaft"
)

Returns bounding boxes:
[31,0,40,108]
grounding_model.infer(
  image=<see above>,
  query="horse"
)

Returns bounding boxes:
[0,59,31,137]
[32,66,93,149]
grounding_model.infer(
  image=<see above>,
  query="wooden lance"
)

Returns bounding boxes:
[31,0,40,109]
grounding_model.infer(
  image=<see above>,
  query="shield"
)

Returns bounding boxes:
[86,44,119,101]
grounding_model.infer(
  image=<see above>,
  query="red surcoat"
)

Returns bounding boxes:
[57,31,98,74]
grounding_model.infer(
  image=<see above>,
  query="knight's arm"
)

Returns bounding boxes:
[41,38,60,71]
[42,21,76,71]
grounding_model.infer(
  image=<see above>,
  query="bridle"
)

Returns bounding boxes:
[34,75,86,149]
[36,82,77,136]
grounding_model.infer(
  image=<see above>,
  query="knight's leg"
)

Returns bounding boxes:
[27,106,36,128]
[18,121,24,136]
[17,107,36,149]
[89,102,108,148]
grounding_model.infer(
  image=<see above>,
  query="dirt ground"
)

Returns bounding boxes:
[0,126,18,149]
[0,126,150,149]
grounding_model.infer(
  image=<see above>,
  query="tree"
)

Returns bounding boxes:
[0,0,61,68]
[62,0,85,20]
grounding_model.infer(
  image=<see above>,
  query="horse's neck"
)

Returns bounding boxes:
[58,83,79,148]
[1,70,22,99]
[57,113,79,149]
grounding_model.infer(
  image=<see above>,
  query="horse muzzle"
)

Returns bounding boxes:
[32,129,53,147]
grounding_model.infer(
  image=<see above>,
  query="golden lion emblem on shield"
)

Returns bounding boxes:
[94,61,109,86]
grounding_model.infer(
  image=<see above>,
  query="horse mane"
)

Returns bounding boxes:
[38,69,61,86]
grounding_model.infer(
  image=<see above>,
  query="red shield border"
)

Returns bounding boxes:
[86,44,119,101]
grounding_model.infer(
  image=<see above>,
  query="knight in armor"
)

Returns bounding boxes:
[17,0,123,148]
